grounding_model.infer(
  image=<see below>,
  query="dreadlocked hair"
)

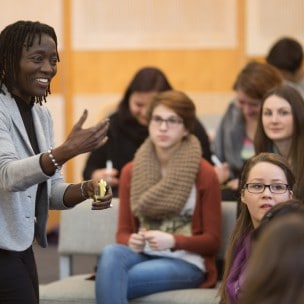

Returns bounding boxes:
[0,20,60,105]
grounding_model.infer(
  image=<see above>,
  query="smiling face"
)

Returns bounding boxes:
[149,104,188,152]
[262,94,294,145]
[241,161,292,228]
[12,33,58,103]
[129,91,157,126]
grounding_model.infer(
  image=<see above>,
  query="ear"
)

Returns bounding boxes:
[183,129,189,137]
[241,189,246,204]
[288,190,293,199]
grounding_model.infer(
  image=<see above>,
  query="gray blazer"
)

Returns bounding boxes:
[0,88,70,251]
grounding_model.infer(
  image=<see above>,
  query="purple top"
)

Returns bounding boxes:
[226,229,252,304]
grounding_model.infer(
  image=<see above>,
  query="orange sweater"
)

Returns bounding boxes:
[117,158,222,288]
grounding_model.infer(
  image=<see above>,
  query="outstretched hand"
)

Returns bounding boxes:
[61,110,109,159]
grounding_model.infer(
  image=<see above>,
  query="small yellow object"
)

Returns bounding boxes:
[95,179,107,199]
[99,179,107,196]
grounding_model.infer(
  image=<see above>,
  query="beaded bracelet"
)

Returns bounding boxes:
[80,181,90,199]
[47,149,62,172]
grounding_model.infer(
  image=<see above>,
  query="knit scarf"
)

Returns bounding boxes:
[130,134,202,221]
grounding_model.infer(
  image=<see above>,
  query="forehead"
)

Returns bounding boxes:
[263,95,291,108]
[23,33,56,53]
[152,104,177,116]
[247,162,288,182]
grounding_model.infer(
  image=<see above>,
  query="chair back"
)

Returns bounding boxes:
[58,198,119,255]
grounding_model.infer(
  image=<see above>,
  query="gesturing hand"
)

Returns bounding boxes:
[62,110,110,159]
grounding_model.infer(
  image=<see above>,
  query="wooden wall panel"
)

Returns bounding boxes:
[72,50,242,94]
[72,0,237,50]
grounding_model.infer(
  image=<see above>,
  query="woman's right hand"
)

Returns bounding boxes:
[213,162,231,184]
[91,168,119,187]
[128,231,146,252]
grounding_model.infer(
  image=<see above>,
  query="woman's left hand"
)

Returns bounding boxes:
[85,181,113,210]
[143,230,175,251]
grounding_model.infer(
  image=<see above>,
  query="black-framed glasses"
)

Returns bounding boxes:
[150,115,183,128]
[244,183,289,194]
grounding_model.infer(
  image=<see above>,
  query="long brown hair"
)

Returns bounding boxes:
[254,84,304,199]
[219,152,295,303]
[240,211,304,304]
[117,67,172,121]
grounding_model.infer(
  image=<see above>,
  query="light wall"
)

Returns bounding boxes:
[1,0,303,183]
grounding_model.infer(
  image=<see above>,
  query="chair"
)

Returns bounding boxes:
[40,199,237,304]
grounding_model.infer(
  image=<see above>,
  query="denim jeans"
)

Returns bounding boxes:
[95,244,205,304]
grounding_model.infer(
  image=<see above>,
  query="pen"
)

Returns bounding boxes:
[211,155,222,167]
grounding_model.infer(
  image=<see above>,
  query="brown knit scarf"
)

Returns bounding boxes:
[130,134,202,221]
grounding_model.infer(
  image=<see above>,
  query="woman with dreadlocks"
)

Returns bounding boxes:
[0,20,112,303]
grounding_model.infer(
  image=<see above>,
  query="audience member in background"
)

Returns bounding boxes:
[0,20,112,304]
[266,37,304,98]
[83,67,212,196]
[252,198,304,241]
[213,61,282,200]
[240,203,304,304]
[254,84,304,200]
[219,152,294,304]
[95,90,222,303]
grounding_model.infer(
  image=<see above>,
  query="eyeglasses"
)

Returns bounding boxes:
[244,183,290,194]
[150,115,183,128]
